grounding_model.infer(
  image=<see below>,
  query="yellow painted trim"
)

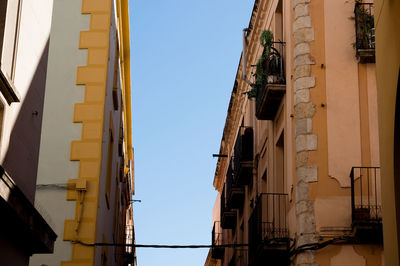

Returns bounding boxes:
[120,0,133,162]
[115,0,133,190]
[63,0,112,264]
[63,0,133,263]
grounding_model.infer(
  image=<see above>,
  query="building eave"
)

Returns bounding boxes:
[212,0,261,192]
[0,166,57,254]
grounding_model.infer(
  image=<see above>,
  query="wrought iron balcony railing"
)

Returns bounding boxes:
[248,193,289,266]
[255,42,286,120]
[123,225,135,264]
[211,221,225,259]
[226,158,245,209]
[233,127,254,186]
[220,184,236,229]
[354,3,375,63]
[350,166,382,243]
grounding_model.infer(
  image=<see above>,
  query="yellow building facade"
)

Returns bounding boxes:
[375,0,400,265]
[206,0,382,265]
[30,0,134,265]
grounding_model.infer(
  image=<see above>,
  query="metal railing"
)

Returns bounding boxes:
[254,41,285,89]
[225,158,244,209]
[125,225,134,254]
[234,127,254,164]
[123,224,136,265]
[220,184,227,221]
[355,3,375,50]
[233,127,254,184]
[350,167,382,223]
[212,221,223,246]
[211,221,224,259]
[264,41,285,84]
[220,183,235,228]
[255,41,286,119]
[226,158,235,203]
[248,193,289,264]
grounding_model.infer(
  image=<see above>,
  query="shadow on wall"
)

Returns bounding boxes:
[394,68,400,257]
[2,39,50,203]
[0,166,57,258]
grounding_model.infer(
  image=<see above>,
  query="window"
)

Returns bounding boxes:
[275,132,285,193]
[105,112,114,209]
[0,0,21,103]
[275,0,283,42]
[112,36,119,110]
[0,100,5,155]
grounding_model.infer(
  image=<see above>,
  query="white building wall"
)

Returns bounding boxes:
[30,0,90,265]
[0,0,54,202]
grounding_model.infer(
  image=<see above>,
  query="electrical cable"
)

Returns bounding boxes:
[68,235,354,254]
[71,240,250,249]
[36,183,75,190]
[289,236,352,258]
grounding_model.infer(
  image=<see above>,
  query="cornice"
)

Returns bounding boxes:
[213,0,270,192]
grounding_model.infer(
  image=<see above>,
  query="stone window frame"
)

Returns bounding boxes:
[0,0,22,104]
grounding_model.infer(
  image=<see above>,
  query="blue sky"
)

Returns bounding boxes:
[130,1,254,265]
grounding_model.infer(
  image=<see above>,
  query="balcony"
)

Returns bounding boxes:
[123,225,136,265]
[350,167,382,243]
[248,193,290,266]
[233,127,254,186]
[226,159,245,209]
[255,42,286,120]
[0,167,57,254]
[221,184,236,229]
[354,3,375,63]
[211,221,225,259]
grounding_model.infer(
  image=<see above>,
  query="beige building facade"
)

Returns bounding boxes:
[0,0,57,265]
[206,0,382,265]
[30,0,135,265]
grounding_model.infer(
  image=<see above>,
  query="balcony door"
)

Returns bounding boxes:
[275,131,285,193]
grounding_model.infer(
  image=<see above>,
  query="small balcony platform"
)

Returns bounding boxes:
[233,127,254,186]
[255,84,286,120]
[220,184,237,229]
[211,222,225,259]
[354,3,375,63]
[226,159,244,209]
[248,193,290,266]
[350,166,383,244]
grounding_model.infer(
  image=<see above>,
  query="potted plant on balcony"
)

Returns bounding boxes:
[245,30,282,99]
[355,1,374,49]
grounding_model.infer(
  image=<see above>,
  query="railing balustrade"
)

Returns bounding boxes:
[350,166,382,223]
[248,193,289,265]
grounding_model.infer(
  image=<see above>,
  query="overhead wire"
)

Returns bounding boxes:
[71,240,250,249]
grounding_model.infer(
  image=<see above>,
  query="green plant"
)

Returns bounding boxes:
[355,3,374,49]
[244,30,282,99]
[260,30,273,49]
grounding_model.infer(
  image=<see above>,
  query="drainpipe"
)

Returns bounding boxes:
[242,28,253,86]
